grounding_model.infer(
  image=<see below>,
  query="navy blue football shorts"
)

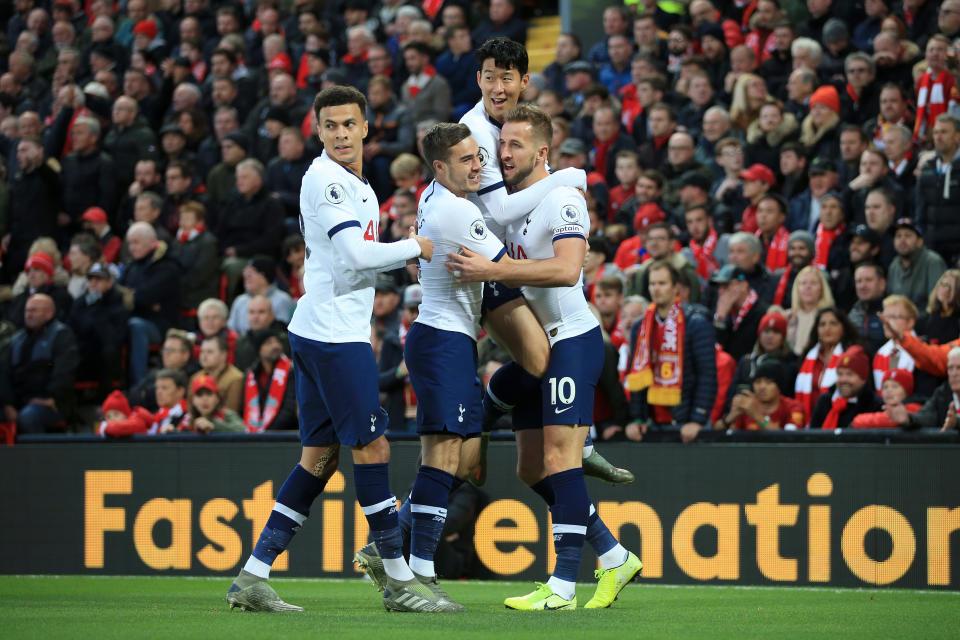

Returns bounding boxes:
[481,280,524,315]
[404,323,482,438]
[289,331,388,447]
[541,326,604,427]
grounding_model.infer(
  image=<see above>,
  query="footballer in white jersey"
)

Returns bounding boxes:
[460,100,509,239]
[400,124,510,605]
[447,104,639,611]
[230,87,447,615]
[289,150,418,344]
[503,186,600,345]
[414,176,507,341]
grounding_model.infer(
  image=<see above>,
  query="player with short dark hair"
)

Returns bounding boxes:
[460,38,630,486]
[226,85,442,613]
[358,122,510,610]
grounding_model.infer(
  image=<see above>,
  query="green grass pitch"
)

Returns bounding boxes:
[2,575,957,639]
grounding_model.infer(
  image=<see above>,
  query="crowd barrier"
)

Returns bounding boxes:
[2,434,958,590]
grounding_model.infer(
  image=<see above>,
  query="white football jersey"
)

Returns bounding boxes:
[504,184,599,345]
[460,101,507,239]
[415,180,507,340]
[289,151,420,343]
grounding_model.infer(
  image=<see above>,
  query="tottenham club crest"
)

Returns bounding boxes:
[469,219,488,241]
[477,146,489,167]
[562,205,581,222]
[325,183,345,204]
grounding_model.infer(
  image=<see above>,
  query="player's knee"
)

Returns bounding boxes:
[542,447,573,476]
[516,455,543,486]
[352,434,390,463]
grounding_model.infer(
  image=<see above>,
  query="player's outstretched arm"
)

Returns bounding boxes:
[488,169,588,226]
[330,224,430,271]
[447,237,585,288]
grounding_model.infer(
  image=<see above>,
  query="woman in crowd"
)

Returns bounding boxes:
[786,265,835,357]
[920,270,960,345]
[729,72,769,132]
[795,307,860,425]
[181,375,245,434]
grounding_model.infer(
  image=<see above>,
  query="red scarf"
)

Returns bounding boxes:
[760,226,789,271]
[740,203,758,233]
[652,132,672,150]
[814,222,844,268]
[773,264,792,307]
[732,289,759,330]
[243,355,291,432]
[890,150,914,176]
[795,343,843,426]
[626,300,684,407]
[820,390,849,430]
[689,228,719,280]
[148,399,187,434]
[341,50,369,65]
[914,69,958,141]
[845,83,860,104]
[176,224,205,243]
[872,338,915,392]
[191,60,207,83]
[406,65,436,99]
[593,136,616,183]
[873,113,909,147]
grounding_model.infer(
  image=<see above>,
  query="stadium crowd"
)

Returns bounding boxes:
[2,0,960,441]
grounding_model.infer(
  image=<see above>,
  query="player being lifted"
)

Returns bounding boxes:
[460,37,633,486]
[226,86,445,613]
[448,104,642,610]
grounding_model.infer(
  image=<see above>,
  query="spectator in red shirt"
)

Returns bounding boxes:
[97,389,154,437]
[717,358,805,430]
[852,369,922,428]
[80,207,122,264]
[738,163,775,232]
[607,150,640,223]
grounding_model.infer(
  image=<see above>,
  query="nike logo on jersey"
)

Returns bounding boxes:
[362,197,368,202]
[554,406,573,414]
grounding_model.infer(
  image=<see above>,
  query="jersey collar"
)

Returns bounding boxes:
[321,149,369,184]
[480,102,503,130]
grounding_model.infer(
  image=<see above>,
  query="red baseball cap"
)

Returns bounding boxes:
[634,203,665,231]
[82,206,108,224]
[267,53,293,75]
[758,311,787,337]
[741,164,776,186]
[191,374,219,395]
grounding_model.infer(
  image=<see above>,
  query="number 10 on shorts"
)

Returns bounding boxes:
[549,376,576,406]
